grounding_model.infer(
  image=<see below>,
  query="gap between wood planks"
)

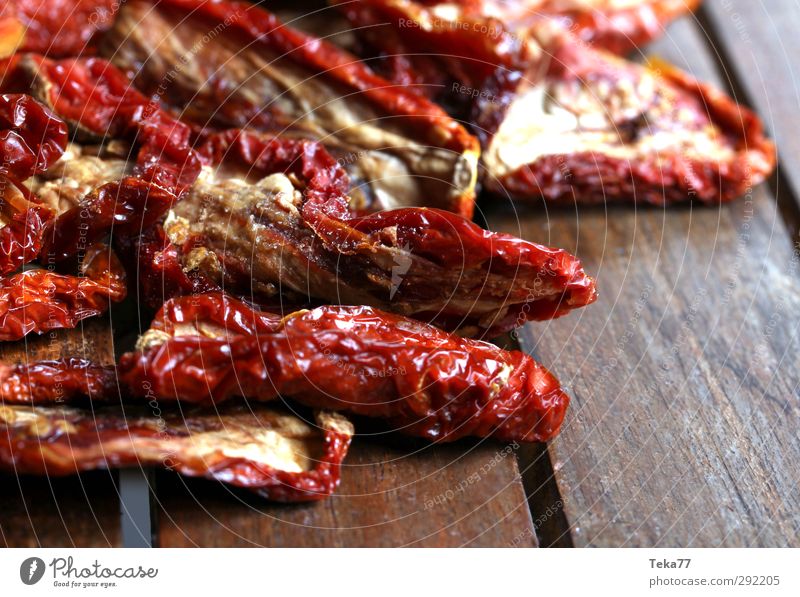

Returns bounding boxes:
[119,469,156,548]
[490,333,574,548]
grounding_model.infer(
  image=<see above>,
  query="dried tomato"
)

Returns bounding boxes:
[98,0,479,216]
[478,23,776,204]
[118,293,571,443]
[331,0,524,94]
[135,129,595,337]
[0,403,353,502]
[0,358,116,404]
[0,54,202,260]
[0,92,66,273]
[0,92,68,181]
[0,243,126,341]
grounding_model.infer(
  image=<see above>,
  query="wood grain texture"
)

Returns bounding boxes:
[0,472,121,548]
[156,435,535,547]
[701,0,800,217]
[491,15,800,547]
[0,318,123,547]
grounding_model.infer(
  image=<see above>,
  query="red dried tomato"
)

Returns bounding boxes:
[0,403,353,502]
[133,129,595,337]
[0,243,126,341]
[0,55,202,260]
[478,23,776,204]
[0,358,116,404]
[99,0,480,216]
[118,293,571,443]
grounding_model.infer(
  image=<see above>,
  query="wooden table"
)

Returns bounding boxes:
[2,0,798,548]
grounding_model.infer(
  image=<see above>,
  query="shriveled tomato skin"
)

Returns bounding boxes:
[136,129,595,337]
[119,294,571,443]
[0,93,67,274]
[0,358,117,404]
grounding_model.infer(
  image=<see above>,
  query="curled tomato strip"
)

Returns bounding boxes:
[0,403,353,502]
[0,243,126,341]
[119,293,571,443]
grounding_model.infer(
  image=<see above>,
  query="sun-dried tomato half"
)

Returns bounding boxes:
[134,129,595,337]
[478,22,776,204]
[118,293,572,443]
[0,403,353,502]
[97,0,479,216]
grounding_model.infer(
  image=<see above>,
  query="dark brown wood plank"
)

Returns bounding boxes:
[0,471,121,548]
[0,316,116,363]
[156,436,535,547]
[0,318,123,547]
[490,16,800,547]
[701,0,800,216]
